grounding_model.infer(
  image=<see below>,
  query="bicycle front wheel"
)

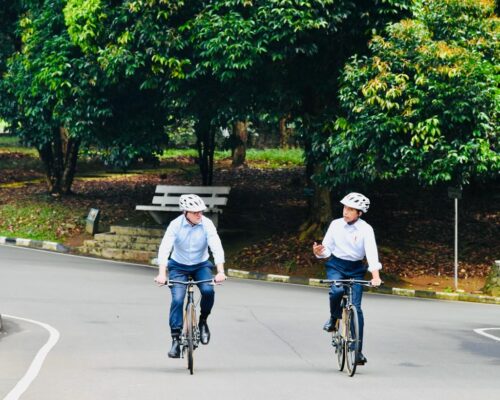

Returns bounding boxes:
[186,304,196,375]
[345,306,359,377]
[332,319,345,371]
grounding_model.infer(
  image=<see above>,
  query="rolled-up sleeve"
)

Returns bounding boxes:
[205,220,225,265]
[364,226,382,272]
[157,222,177,268]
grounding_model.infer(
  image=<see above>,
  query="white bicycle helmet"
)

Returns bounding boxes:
[179,194,207,212]
[340,192,370,213]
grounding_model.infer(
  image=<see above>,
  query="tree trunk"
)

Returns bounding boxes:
[38,127,80,195]
[196,117,215,185]
[231,120,248,167]
[279,114,292,149]
[299,164,332,241]
[299,107,332,240]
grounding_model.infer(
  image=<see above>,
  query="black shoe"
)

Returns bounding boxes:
[323,317,337,332]
[168,337,181,358]
[199,318,210,345]
[356,353,368,365]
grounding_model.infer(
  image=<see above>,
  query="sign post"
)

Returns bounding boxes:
[86,208,100,235]
[447,187,462,290]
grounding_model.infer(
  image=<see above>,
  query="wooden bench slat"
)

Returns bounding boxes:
[136,205,223,213]
[136,185,231,226]
[154,185,231,195]
[151,195,228,207]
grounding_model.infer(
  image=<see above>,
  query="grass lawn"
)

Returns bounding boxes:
[0,202,82,242]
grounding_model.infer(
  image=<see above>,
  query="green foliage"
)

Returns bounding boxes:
[0,135,19,147]
[324,0,499,187]
[243,148,304,166]
[160,148,198,159]
[1,0,110,147]
[63,0,409,185]
[3,0,410,189]
[160,147,304,167]
[0,202,82,241]
[1,0,170,192]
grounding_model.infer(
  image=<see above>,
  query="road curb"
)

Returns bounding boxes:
[0,236,69,253]
[227,268,500,305]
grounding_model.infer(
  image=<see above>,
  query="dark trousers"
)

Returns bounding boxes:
[168,259,214,336]
[326,256,367,352]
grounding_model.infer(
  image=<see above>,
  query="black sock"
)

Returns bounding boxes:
[171,329,181,339]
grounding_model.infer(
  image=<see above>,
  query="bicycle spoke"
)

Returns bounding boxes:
[345,307,359,377]
[332,319,345,371]
[186,304,195,374]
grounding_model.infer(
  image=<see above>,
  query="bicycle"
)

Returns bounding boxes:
[319,279,379,377]
[167,278,215,375]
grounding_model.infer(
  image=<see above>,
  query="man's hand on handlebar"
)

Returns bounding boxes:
[214,271,226,283]
[154,274,167,286]
[370,278,382,287]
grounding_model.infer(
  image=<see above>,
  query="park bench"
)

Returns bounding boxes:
[136,185,231,227]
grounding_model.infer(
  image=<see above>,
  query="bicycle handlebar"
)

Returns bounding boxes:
[167,279,217,287]
[319,279,383,287]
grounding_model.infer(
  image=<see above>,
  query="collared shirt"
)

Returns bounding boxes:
[158,214,225,268]
[317,217,382,272]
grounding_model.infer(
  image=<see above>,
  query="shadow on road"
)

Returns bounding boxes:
[0,318,23,342]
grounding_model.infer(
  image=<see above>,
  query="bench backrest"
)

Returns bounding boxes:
[152,185,231,209]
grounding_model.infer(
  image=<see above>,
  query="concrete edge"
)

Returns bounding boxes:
[0,236,69,253]
[2,237,498,305]
[226,268,500,305]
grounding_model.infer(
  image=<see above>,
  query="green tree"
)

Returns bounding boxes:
[64,0,409,227]
[1,0,100,194]
[184,0,410,192]
[1,0,169,194]
[65,1,409,186]
[325,0,499,187]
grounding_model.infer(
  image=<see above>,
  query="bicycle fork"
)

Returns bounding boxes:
[331,289,353,350]
[180,286,200,359]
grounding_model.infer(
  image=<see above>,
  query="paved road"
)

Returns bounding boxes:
[1,245,499,400]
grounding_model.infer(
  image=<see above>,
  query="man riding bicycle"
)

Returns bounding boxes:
[312,192,382,366]
[154,194,226,358]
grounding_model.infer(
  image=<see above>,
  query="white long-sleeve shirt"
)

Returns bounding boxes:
[317,218,382,272]
[157,214,225,268]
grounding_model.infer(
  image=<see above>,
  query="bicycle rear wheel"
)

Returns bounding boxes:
[186,304,196,375]
[345,306,359,377]
[332,319,345,371]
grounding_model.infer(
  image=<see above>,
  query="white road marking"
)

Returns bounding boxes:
[473,328,500,342]
[2,315,60,400]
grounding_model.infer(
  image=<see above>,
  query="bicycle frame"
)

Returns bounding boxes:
[167,278,215,375]
[339,284,355,337]
[320,278,379,377]
[183,283,200,350]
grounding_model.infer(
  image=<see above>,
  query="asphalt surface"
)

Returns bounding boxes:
[1,245,499,400]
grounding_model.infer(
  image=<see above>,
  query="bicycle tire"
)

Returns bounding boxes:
[186,304,195,375]
[332,318,345,371]
[345,306,359,377]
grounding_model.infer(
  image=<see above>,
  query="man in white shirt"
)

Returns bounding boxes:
[155,194,226,358]
[313,192,382,366]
